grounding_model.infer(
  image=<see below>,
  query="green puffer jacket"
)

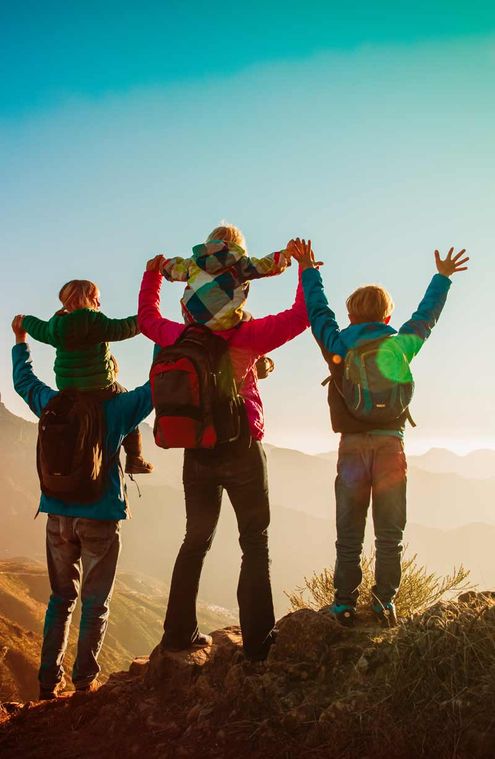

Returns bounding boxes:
[22,309,139,390]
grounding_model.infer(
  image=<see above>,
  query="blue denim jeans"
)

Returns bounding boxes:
[334,434,407,607]
[39,515,121,690]
[163,439,276,659]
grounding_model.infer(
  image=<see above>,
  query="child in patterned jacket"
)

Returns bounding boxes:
[161,223,290,331]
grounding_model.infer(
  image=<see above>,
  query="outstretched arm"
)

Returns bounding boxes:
[235,266,309,357]
[398,247,469,360]
[237,250,290,281]
[11,317,57,417]
[288,238,347,356]
[138,255,184,346]
[21,314,55,346]
[161,256,191,282]
[301,268,347,356]
[87,312,140,343]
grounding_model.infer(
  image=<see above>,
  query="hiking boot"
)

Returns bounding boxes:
[161,632,213,653]
[372,602,398,628]
[125,456,154,474]
[326,603,356,627]
[39,677,66,701]
[73,678,101,695]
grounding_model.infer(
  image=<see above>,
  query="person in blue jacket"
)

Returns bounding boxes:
[288,241,469,627]
[11,315,153,699]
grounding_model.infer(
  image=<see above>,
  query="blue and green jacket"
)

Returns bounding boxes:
[12,342,152,520]
[301,269,452,433]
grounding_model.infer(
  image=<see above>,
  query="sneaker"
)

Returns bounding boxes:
[74,678,101,695]
[372,602,398,628]
[125,456,154,474]
[39,676,66,701]
[326,603,356,627]
[161,632,213,653]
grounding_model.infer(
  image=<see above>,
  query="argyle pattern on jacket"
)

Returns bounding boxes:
[162,241,289,330]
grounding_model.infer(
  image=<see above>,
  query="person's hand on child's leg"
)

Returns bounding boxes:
[434,247,469,277]
[287,238,323,270]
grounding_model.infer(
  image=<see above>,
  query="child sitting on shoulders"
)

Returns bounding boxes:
[18,279,153,474]
[161,222,290,331]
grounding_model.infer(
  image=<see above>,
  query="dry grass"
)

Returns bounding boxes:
[286,550,472,617]
[284,562,495,757]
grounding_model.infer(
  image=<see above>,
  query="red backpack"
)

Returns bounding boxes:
[150,325,245,449]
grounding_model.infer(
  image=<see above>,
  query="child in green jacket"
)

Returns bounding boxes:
[18,279,153,474]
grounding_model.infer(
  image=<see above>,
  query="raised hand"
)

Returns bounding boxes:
[286,238,323,270]
[146,254,166,273]
[434,248,469,277]
[11,315,27,343]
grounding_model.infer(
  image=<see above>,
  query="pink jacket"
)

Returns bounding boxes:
[138,270,309,440]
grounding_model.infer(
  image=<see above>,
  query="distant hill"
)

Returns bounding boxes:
[318,446,495,482]
[409,447,495,480]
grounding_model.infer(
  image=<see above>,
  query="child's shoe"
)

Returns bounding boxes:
[325,603,356,627]
[372,601,398,628]
[125,456,154,474]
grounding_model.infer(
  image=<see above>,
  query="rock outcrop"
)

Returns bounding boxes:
[1,595,495,758]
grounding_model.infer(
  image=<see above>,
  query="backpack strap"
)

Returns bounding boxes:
[405,408,417,428]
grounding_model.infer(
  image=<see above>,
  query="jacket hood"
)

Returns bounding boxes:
[338,322,397,351]
[192,240,246,275]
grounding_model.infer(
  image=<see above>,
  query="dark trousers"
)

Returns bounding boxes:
[39,515,121,689]
[86,382,142,459]
[334,434,407,607]
[163,439,276,659]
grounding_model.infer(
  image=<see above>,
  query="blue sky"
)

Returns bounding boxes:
[1,3,494,452]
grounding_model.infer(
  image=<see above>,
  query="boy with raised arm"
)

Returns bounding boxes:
[289,240,469,626]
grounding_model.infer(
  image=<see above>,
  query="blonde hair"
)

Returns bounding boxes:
[59,280,99,312]
[346,285,394,323]
[206,222,246,250]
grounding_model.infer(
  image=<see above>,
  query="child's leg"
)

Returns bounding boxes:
[122,427,142,457]
[122,427,153,473]
[370,437,407,606]
[334,435,372,607]
[104,384,153,474]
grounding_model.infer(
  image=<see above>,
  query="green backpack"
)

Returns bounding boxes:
[338,336,415,425]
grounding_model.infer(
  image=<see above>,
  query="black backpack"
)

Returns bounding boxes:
[331,336,415,426]
[37,391,108,503]
[150,325,245,449]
